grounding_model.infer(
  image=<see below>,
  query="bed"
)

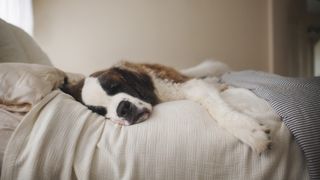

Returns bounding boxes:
[0,19,311,180]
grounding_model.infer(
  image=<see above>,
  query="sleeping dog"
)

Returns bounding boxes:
[61,61,272,154]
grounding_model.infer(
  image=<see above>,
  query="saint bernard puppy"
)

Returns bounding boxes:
[61,61,273,154]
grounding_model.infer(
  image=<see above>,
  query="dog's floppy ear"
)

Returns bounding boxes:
[135,73,159,105]
[113,68,159,105]
[60,76,85,103]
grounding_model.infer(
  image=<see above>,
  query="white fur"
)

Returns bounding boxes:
[82,77,152,125]
[150,74,185,102]
[152,60,279,154]
[180,80,276,153]
[180,60,230,78]
[82,77,111,106]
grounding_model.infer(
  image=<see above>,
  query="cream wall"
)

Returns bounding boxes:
[33,0,269,75]
[315,41,320,76]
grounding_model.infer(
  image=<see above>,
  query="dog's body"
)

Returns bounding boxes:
[62,61,275,154]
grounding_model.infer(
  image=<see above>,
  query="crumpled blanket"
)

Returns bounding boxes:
[0,109,21,171]
[1,90,309,180]
[0,63,65,113]
[222,70,320,180]
[0,63,84,176]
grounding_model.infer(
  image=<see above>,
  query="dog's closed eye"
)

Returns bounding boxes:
[87,105,107,116]
[108,82,121,94]
[99,78,122,95]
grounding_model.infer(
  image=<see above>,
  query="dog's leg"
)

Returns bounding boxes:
[181,79,271,154]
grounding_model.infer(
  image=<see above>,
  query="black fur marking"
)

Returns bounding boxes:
[59,77,84,102]
[87,105,107,116]
[96,67,159,105]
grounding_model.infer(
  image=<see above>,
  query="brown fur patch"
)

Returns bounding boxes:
[119,61,190,83]
[90,68,124,81]
[90,66,159,105]
[60,78,85,102]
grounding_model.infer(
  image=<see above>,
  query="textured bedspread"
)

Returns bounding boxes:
[1,90,309,180]
[0,109,21,172]
[222,71,320,180]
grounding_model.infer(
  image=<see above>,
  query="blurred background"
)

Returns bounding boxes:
[1,0,320,76]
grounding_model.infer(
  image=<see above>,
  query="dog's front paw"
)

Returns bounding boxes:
[249,124,272,154]
[237,122,272,154]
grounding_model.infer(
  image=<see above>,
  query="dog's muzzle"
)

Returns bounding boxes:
[116,100,151,125]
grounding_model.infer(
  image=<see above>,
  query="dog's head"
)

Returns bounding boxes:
[63,67,159,126]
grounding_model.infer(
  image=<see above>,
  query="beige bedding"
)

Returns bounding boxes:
[0,63,65,113]
[0,63,85,173]
[0,109,21,172]
[1,90,309,180]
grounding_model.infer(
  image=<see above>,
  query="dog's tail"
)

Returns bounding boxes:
[180,60,230,78]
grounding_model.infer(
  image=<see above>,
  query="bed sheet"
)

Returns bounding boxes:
[0,109,21,173]
[1,90,309,180]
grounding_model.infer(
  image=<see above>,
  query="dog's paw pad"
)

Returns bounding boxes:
[264,129,271,134]
[258,123,271,134]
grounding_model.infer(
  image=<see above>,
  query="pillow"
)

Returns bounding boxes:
[0,63,65,113]
[0,18,51,65]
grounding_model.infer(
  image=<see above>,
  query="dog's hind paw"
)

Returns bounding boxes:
[236,122,272,154]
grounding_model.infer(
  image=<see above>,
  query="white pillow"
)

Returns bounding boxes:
[0,63,65,112]
[0,18,51,65]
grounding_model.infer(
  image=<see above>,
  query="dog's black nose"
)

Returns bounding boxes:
[117,101,135,118]
[116,100,150,125]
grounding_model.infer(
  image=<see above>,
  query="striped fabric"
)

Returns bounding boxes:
[221,71,320,180]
